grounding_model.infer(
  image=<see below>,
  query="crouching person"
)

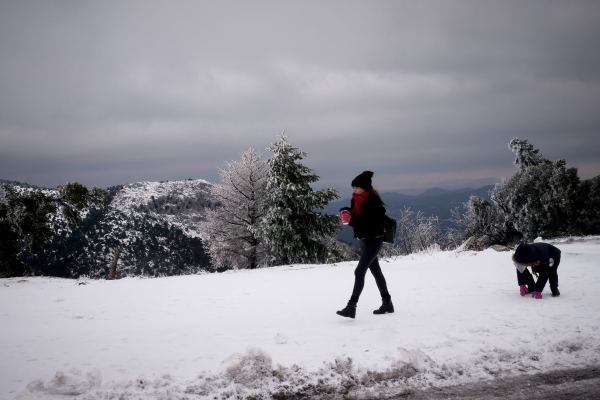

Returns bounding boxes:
[512,242,561,299]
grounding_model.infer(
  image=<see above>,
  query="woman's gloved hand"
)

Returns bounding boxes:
[520,285,528,296]
[339,210,351,224]
[532,291,543,299]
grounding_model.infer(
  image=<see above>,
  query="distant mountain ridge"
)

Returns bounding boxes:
[416,187,476,198]
[384,177,501,196]
[0,179,48,190]
[2,179,217,278]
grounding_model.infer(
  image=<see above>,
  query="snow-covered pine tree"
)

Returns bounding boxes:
[508,138,545,170]
[200,149,269,269]
[576,176,600,235]
[254,133,342,265]
[491,140,580,242]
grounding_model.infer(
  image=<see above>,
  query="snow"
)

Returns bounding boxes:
[111,179,213,211]
[2,236,600,399]
[110,179,215,239]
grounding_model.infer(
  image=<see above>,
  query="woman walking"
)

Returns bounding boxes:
[337,171,393,319]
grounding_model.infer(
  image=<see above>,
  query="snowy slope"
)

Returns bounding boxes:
[111,179,213,211]
[2,236,600,399]
[111,179,215,239]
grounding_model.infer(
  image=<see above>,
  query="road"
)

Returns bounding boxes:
[370,366,600,400]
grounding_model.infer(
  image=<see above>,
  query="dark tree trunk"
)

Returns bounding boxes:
[108,248,121,280]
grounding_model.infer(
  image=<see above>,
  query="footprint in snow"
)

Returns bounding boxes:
[274,333,288,344]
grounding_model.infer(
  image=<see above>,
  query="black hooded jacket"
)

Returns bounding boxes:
[340,193,386,239]
[516,243,562,293]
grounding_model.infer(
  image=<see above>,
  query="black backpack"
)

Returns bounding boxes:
[383,215,397,244]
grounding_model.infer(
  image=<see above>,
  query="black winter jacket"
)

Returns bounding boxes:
[340,193,386,239]
[516,243,561,293]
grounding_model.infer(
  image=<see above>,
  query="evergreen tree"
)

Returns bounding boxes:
[0,182,108,277]
[508,137,545,170]
[254,133,342,264]
[200,149,270,269]
[442,138,599,247]
[491,143,580,242]
[574,176,600,235]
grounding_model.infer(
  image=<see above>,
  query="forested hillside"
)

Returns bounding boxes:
[6,179,217,278]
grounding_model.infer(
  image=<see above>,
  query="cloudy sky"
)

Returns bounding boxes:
[1,1,599,192]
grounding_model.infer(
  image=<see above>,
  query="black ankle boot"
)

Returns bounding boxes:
[373,297,394,314]
[551,287,560,297]
[336,301,357,319]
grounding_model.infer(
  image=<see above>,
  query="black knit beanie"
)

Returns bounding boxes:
[513,243,538,265]
[351,171,374,190]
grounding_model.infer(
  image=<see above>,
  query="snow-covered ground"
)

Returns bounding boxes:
[2,237,599,399]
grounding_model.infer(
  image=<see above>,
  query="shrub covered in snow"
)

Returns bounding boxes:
[448,195,499,248]
[379,206,443,258]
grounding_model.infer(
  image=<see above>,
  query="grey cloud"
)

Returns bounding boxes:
[1,1,599,189]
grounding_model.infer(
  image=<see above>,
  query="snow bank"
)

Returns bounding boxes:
[25,368,101,396]
[2,236,600,399]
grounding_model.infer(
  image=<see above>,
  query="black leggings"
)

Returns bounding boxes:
[350,237,389,302]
